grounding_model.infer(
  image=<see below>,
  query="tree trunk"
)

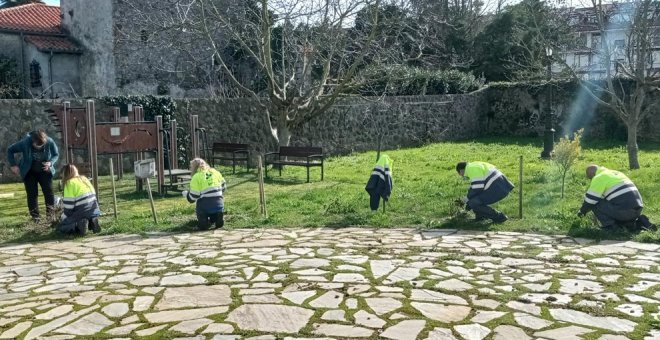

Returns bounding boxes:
[626,124,640,170]
[276,121,292,147]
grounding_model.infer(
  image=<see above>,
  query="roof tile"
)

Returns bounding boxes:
[0,3,61,34]
[24,35,80,53]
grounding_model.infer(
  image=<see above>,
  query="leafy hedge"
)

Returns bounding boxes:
[0,56,21,99]
[101,95,188,168]
[356,65,484,96]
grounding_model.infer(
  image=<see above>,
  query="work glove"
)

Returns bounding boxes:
[182,190,189,199]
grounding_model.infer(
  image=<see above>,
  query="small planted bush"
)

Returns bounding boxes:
[554,129,583,198]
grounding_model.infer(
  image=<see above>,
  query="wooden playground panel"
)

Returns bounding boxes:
[50,100,190,195]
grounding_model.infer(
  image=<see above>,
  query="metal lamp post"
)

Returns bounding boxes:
[541,47,555,159]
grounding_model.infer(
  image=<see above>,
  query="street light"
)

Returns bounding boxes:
[541,47,555,159]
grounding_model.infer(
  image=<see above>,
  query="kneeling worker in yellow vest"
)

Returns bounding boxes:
[456,161,513,223]
[59,164,101,235]
[578,164,656,232]
[182,158,226,230]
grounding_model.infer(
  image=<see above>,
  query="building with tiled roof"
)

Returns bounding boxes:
[0,3,81,98]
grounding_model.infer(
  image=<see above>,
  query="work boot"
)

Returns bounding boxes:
[215,213,225,229]
[472,214,487,222]
[637,215,657,231]
[602,224,622,234]
[492,213,508,224]
[76,220,88,236]
[89,217,101,234]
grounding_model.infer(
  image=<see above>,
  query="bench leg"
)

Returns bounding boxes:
[279,165,282,177]
[232,155,236,174]
[321,164,324,181]
[265,164,268,178]
[307,167,310,183]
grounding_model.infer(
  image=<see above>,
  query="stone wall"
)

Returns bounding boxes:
[174,93,485,157]
[61,0,116,97]
[484,84,660,141]
[2,87,659,182]
[0,99,119,182]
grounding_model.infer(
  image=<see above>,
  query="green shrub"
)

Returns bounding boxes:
[356,65,483,96]
[0,55,20,99]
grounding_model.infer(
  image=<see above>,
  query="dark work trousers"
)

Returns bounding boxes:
[467,189,509,220]
[24,170,55,219]
[196,210,224,230]
[593,201,642,227]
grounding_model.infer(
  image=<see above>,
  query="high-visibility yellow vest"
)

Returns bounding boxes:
[465,161,503,191]
[187,168,226,201]
[584,167,643,207]
[62,176,96,211]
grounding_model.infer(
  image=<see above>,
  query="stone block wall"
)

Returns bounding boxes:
[484,84,660,141]
[2,87,659,182]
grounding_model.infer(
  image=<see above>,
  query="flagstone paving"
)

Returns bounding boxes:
[0,228,658,339]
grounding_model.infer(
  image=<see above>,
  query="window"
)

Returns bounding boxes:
[591,34,601,49]
[653,34,660,47]
[577,34,588,48]
[614,39,625,49]
[615,58,624,73]
[29,60,41,88]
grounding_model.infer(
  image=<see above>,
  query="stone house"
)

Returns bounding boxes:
[561,3,660,79]
[0,3,82,98]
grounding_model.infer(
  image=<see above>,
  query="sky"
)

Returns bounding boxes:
[44,0,59,5]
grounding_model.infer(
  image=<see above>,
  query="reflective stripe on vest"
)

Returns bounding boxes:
[371,155,393,180]
[62,177,96,209]
[189,168,225,200]
[466,162,501,190]
[583,167,641,205]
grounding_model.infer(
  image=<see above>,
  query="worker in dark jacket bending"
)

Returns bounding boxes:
[365,154,392,211]
[456,161,513,223]
[578,164,655,231]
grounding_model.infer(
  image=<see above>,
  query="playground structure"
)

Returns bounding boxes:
[189,115,210,160]
[50,100,190,195]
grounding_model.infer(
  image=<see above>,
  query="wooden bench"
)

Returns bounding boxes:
[164,168,192,191]
[264,146,324,183]
[210,143,250,174]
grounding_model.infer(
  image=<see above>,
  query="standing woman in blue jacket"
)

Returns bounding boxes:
[6,130,59,221]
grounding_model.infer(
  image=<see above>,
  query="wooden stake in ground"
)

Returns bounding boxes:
[519,155,523,219]
[257,156,268,217]
[145,177,158,224]
[109,158,118,219]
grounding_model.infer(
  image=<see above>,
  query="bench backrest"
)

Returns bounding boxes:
[212,143,249,152]
[279,146,322,157]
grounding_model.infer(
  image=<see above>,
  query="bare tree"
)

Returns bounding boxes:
[128,0,403,147]
[560,0,660,169]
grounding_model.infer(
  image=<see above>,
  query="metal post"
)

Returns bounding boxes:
[191,115,200,159]
[519,155,523,219]
[541,53,555,159]
[112,107,123,179]
[145,177,158,224]
[170,120,178,170]
[257,156,267,217]
[135,106,144,192]
[86,100,98,194]
[156,115,165,195]
[62,102,70,164]
[109,158,118,219]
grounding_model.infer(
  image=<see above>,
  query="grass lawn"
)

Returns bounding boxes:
[1,137,659,244]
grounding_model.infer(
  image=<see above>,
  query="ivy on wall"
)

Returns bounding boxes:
[0,55,21,99]
[101,95,189,168]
